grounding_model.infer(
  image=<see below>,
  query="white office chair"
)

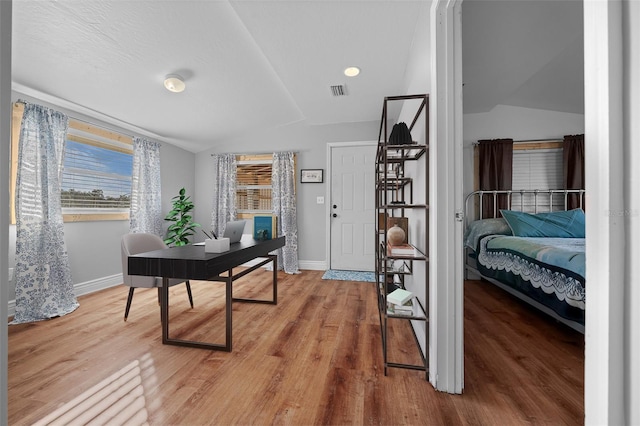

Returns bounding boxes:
[121,233,194,321]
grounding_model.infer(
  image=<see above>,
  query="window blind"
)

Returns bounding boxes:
[511,148,564,211]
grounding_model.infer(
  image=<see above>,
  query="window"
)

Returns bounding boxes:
[473,140,565,213]
[10,102,133,223]
[511,141,564,212]
[236,154,273,220]
[234,153,297,221]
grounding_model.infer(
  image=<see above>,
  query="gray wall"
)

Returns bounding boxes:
[193,120,379,266]
[7,92,195,301]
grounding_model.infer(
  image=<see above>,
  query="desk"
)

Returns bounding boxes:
[128,235,285,351]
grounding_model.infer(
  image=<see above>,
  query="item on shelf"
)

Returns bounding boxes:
[387,288,414,306]
[385,276,401,294]
[387,243,417,256]
[388,299,415,316]
[389,122,413,145]
[386,217,408,244]
[378,212,388,230]
[387,224,405,246]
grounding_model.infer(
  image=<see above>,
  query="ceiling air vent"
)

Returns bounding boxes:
[329,84,347,97]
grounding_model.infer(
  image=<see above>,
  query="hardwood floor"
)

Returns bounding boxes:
[8,272,584,425]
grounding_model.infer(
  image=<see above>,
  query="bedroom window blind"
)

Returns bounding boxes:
[511,148,564,211]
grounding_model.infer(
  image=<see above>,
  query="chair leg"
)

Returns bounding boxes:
[124,287,135,321]
[185,280,194,308]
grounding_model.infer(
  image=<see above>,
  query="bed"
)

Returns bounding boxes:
[464,189,586,333]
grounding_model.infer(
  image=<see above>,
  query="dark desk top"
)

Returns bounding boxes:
[128,236,285,280]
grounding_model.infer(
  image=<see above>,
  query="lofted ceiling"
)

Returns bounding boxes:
[12,0,428,153]
[12,1,584,153]
[462,0,584,115]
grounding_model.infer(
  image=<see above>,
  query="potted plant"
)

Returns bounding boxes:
[164,188,200,246]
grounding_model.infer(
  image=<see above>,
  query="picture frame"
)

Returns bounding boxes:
[301,169,323,183]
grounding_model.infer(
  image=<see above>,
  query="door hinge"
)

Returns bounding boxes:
[455,210,464,222]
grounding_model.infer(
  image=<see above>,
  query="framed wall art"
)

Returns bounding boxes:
[301,169,323,183]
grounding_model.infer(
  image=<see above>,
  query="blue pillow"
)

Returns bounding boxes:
[500,209,585,238]
[463,218,512,249]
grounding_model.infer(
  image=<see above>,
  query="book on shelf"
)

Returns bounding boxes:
[387,299,417,316]
[387,288,414,306]
[378,212,387,230]
[253,215,276,240]
[387,242,418,256]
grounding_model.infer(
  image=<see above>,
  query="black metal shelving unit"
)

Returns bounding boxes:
[374,94,429,378]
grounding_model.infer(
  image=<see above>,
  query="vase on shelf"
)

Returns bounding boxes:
[387,224,405,245]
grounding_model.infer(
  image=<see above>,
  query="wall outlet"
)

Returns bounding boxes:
[8,267,14,281]
[316,196,325,204]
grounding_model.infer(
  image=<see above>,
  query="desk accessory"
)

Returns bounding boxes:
[205,238,230,253]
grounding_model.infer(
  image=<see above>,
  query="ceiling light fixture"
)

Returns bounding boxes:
[164,74,186,93]
[344,66,360,77]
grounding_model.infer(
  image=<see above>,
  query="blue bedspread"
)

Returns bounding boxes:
[477,235,585,310]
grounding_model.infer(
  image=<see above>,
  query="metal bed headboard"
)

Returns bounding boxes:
[464,189,586,229]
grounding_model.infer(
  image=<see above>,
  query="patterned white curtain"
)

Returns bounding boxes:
[12,102,79,324]
[130,137,162,235]
[211,154,237,236]
[272,151,300,274]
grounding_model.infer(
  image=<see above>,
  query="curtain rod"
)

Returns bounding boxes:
[472,138,563,146]
[210,151,299,156]
[14,99,159,144]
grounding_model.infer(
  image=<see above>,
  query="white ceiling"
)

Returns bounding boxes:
[12,1,584,153]
[12,0,428,153]
[462,0,584,115]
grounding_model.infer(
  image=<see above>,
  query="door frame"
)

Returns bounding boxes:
[325,141,377,270]
[431,0,464,393]
[445,0,625,419]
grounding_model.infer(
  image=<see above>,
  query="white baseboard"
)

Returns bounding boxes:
[298,260,327,271]
[8,273,123,318]
[7,260,329,318]
[74,273,123,297]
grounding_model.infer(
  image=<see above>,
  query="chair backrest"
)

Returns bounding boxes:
[121,233,167,288]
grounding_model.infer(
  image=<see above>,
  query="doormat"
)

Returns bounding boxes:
[321,270,376,283]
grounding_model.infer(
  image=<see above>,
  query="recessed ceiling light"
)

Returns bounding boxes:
[344,66,360,77]
[164,74,186,93]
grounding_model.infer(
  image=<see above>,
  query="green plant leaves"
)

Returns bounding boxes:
[164,187,200,247]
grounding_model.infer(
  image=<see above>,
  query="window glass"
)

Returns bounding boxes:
[61,140,132,210]
[236,155,273,218]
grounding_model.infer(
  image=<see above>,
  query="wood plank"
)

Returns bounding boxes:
[8,273,584,425]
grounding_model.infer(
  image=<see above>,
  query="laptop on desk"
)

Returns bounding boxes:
[223,220,246,243]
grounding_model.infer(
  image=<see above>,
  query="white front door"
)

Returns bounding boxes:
[329,143,376,271]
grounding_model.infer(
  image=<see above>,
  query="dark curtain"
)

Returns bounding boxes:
[478,139,513,218]
[563,134,585,210]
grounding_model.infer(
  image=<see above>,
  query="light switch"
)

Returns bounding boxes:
[316,196,325,204]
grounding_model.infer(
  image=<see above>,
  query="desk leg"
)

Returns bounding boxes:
[161,277,169,344]
[160,276,232,352]
[226,269,232,351]
[231,254,278,305]
[272,254,278,304]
